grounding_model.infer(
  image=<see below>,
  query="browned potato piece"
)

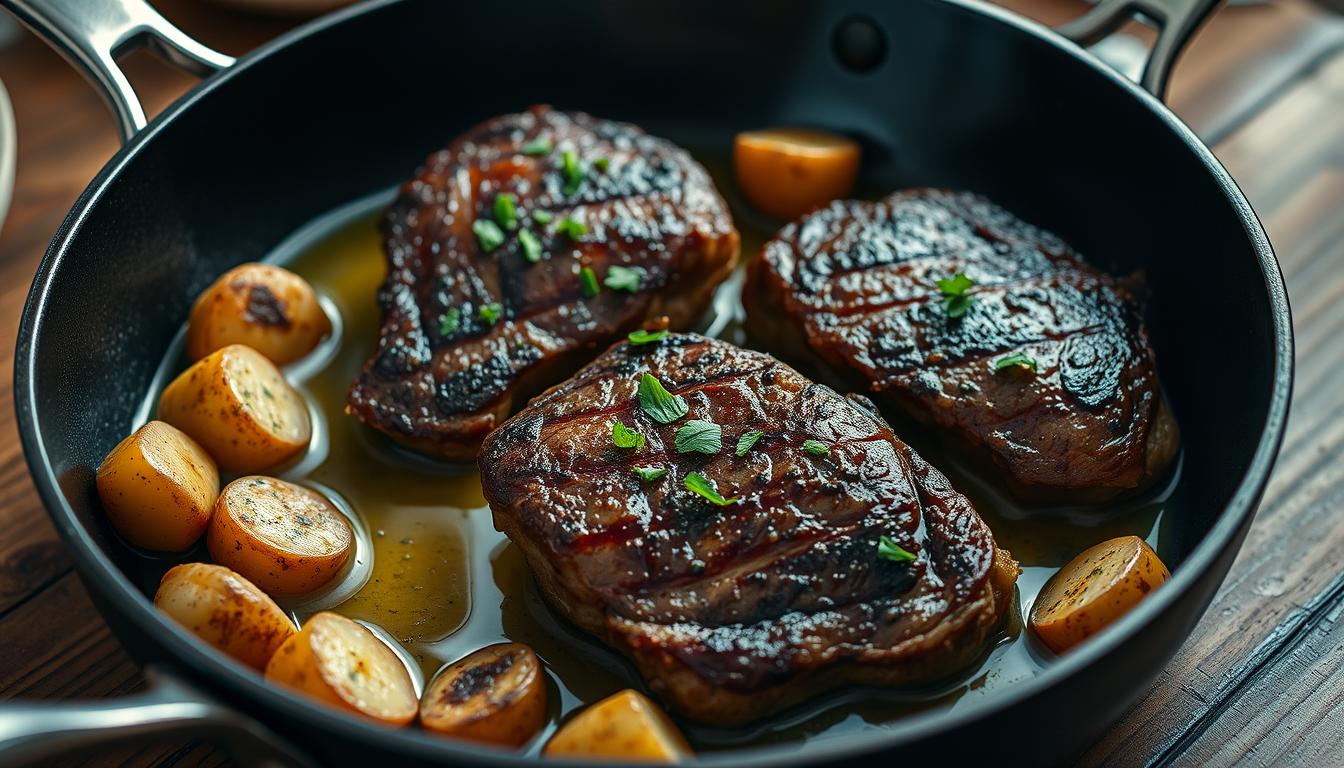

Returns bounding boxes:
[265,611,417,725]
[733,128,861,220]
[1031,535,1171,654]
[544,689,691,762]
[208,476,352,597]
[187,263,331,365]
[95,420,219,552]
[154,563,296,670]
[420,643,546,746]
[158,344,311,473]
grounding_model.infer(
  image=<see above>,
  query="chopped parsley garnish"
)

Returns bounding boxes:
[628,329,669,345]
[439,308,460,335]
[579,266,600,298]
[593,157,610,172]
[521,136,553,156]
[477,303,503,325]
[877,535,917,563]
[611,421,646,450]
[494,193,518,230]
[561,149,585,194]
[995,353,1038,373]
[519,228,543,263]
[532,210,554,225]
[637,373,688,424]
[936,273,975,318]
[675,419,722,455]
[632,466,667,482]
[802,439,830,456]
[605,265,644,293]
[684,472,736,506]
[473,219,505,252]
[735,430,763,457]
[556,217,587,239]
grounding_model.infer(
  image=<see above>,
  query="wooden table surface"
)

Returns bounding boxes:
[0,1,1341,766]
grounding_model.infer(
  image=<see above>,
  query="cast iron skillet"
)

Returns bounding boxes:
[0,0,1292,764]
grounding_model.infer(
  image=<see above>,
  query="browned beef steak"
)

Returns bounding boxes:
[347,106,739,460]
[479,334,1017,724]
[744,189,1178,500]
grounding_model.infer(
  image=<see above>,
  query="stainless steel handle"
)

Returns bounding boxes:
[0,667,313,767]
[0,0,234,142]
[1057,0,1225,99]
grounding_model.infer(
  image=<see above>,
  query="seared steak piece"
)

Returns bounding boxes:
[480,334,1017,725]
[348,106,739,460]
[744,189,1178,500]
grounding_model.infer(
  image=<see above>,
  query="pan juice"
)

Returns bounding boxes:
[131,160,1177,752]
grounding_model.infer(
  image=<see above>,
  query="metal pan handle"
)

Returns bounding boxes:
[0,0,234,142]
[1056,0,1225,99]
[0,667,312,766]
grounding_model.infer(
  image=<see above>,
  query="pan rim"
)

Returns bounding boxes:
[12,0,1294,764]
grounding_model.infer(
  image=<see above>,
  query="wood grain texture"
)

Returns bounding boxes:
[0,1,1339,766]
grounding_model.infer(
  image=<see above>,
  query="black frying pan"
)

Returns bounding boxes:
[0,0,1292,765]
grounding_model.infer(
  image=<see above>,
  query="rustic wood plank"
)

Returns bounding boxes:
[1075,50,1344,768]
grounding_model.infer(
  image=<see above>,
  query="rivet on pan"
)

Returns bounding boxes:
[832,16,887,73]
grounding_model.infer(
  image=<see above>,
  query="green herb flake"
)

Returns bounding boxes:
[593,157,610,172]
[439,308,461,335]
[628,329,670,345]
[735,430,763,457]
[473,219,505,252]
[684,472,737,506]
[579,266,600,298]
[532,210,554,225]
[477,302,503,325]
[877,535,917,563]
[561,149,585,194]
[519,228,543,264]
[494,193,518,230]
[995,353,1038,373]
[611,421,646,450]
[605,264,644,293]
[632,466,668,482]
[936,273,975,318]
[521,136,553,156]
[556,217,588,239]
[637,373,688,424]
[675,419,722,455]
[802,439,830,456]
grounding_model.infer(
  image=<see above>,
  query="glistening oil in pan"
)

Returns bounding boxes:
[130,158,1178,752]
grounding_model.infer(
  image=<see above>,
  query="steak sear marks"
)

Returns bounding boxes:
[480,334,1017,724]
[347,106,739,460]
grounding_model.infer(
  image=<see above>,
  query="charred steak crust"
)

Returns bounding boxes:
[480,334,1018,724]
[744,188,1178,498]
[347,106,740,460]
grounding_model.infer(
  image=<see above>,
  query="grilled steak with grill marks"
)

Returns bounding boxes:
[479,334,1018,724]
[744,189,1179,500]
[347,106,739,460]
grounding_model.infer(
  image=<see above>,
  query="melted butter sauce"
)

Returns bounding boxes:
[132,161,1178,753]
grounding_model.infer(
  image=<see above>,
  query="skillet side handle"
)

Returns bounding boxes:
[1056,0,1224,99]
[0,0,234,142]
[0,667,313,767]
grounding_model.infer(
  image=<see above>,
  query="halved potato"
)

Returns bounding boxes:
[154,563,296,670]
[1031,535,1171,654]
[544,689,691,762]
[733,127,861,220]
[187,263,331,365]
[158,344,311,472]
[95,420,219,552]
[420,643,546,747]
[208,476,353,597]
[265,611,417,725]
